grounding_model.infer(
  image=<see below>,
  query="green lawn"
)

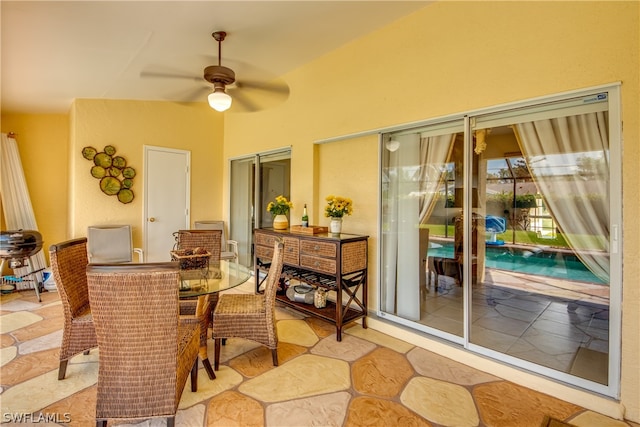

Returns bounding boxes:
[425,224,606,251]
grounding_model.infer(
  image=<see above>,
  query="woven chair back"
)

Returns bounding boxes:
[86,262,183,419]
[50,238,90,318]
[194,220,237,262]
[263,241,285,308]
[175,229,222,265]
[194,220,228,247]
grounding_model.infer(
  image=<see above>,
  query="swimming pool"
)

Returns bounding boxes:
[428,241,606,284]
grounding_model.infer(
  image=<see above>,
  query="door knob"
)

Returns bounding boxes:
[149,217,156,222]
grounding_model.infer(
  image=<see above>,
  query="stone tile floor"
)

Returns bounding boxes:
[1,287,638,427]
[420,269,610,379]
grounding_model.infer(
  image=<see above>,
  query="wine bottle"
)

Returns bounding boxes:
[302,204,309,227]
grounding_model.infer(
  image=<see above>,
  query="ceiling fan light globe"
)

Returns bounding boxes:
[385,139,400,152]
[208,91,232,112]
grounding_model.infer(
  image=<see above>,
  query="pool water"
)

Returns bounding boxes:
[428,242,606,285]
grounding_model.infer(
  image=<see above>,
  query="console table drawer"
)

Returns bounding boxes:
[255,235,299,265]
[255,244,273,261]
[300,254,336,275]
[255,232,276,247]
[300,239,337,258]
[283,237,300,265]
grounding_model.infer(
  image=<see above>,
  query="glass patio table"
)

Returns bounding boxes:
[178,260,251,297]
[177,260,252,379]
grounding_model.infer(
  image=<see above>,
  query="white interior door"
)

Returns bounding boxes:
[144,146,190,261]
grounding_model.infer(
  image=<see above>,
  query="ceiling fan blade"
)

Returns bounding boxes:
[226,77,289,113]
[198,54,289,93]
[156,84,210,106]
[235,79,289,95]
[229,89,260,113]
[140,70,203,83]
[181,85,211,103]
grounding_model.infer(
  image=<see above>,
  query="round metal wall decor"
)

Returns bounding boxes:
[82,145,136,204]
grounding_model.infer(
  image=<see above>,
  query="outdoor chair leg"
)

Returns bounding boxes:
[58,360,68,380]
[202,357,216,380]
[191,359,198,392]
[271,348,279,366]
[214,338,222,371]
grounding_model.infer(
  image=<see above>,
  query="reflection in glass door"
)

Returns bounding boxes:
[230,149,290,267]
[470,101,612,388]
[379,87,621,397]
[380,120,465,339]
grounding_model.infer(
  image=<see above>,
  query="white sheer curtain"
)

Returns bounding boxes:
[514,112,609,282]
[383,133,420,318]
[383,133,455,318]
[418,134,457,223]
[1,133,47,286]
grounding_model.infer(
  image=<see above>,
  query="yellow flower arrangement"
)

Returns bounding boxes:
[267,195,293,216]
[324,195,353,218]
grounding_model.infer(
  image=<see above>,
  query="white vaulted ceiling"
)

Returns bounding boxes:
[1,1,429,113]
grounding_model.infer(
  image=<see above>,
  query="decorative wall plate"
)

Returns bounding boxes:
[82,145,136,204]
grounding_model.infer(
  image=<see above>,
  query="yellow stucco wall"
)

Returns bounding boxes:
[68,99,224,248]
[1,0,638,422]
[1,113,69,265]
[316,135,380,306]
[223,1,639,421]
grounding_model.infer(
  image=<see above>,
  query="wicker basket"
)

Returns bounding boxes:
[170,250,211,270]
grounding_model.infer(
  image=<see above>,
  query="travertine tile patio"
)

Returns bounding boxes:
[1,287,637,427]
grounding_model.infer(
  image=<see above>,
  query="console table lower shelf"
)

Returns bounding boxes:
[275,292,366,341]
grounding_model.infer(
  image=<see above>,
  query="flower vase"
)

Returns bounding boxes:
[273,214,289,230]
[330,217,342,234]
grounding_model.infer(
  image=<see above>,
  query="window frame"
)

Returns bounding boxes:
[377,83,622,398]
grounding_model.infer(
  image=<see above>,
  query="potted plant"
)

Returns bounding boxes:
[267,195,293,229]
[324,195,353,234]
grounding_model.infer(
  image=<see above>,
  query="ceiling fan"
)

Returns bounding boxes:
[204,31,235,111]
[141,31,289,112]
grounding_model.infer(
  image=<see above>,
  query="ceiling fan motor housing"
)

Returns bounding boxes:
[204,65,236,85]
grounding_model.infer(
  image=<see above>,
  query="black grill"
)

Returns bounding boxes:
[0,229,43,268]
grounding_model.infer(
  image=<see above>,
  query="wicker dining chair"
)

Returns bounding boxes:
[212,240,285,370]
[49,238,98,380]
[174,229,223,380]
[194,220,239,263]
[174,229,222,268]
[86,262,199,427]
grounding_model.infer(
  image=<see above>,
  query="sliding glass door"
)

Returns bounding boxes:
[381,120,465,339]
[379,85,621,397]
[229,149,291,267]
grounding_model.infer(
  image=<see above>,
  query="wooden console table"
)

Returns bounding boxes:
[254,228,368,341]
